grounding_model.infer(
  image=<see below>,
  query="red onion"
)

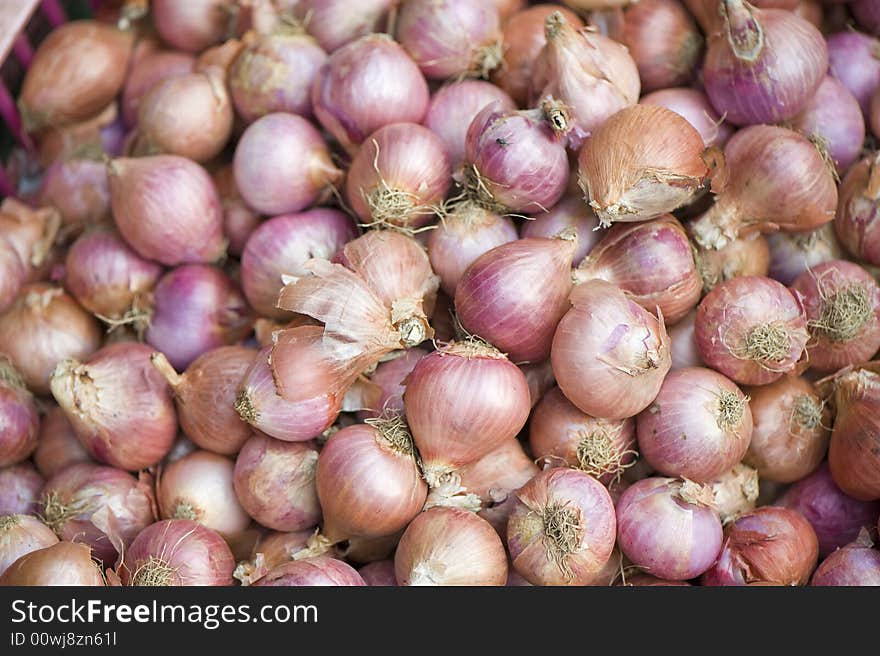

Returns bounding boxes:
[346,123,451,231]
[233,112,342,215]
[455,236,575,362]
[0,284,102,395]
[574,216,702,324]
[397,0,503,80]
[122,50,196,127]
[311,35,430,155]
[810,531,880,586]
[578,105,709,226]
[33,406,92,479]
[50,342,177,471]
[668,309,704,371]
[791,261,880,372]
[0,541,104,586]
[520,195,601,266]
[151,0,235,53]
[694,234,771,294]
[779,463,880,557]
[703,1,827,126]
[641,88,733,148]
[836,153,880,266]
[0,200,60,314]
[529,387,636,485]
[853,0,880,36]
[123,519,234,586]
[0,359,39,468]
[40,463,155,566]
[0,464,43,516]
[359,560,397,586]
[404,338,531,487]
[0,515,58,577]
[38,158,110,233]
[710,463,760,525]
[395,507,508,585]
[552,280,671,421]
[233,433,320,531]
[637,367,752,482]
[827,30,880,119]
[107,155,226,266]
[253,556,365,586]
[145,265,252,371]
[766,225,845,287]
[356,349,428,421]
[234,529,312,585]
[622,0,703,93]
[212,166,262,258]
[423,81,515,169]
[294,0,397,53]
[701,507,819,585]
[616,477,723,580]
[695,276,809,386]
[461,104,569,214]
[743,377,829,484]
[64,225,162,328]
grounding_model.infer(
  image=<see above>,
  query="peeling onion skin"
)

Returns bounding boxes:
[0,464,43,516]
[0,541,105,586]
[0,359,40,468]
[0,515,58,577]
[293,0,398,53]
[253,556,366,587]
[835,153,880,267]
[828,365,880,501]
[810,534,880,586]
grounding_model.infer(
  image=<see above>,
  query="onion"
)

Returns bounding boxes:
[233,112,342,215]
[0,464,43,516]
[766,225,845,287]
[356,348,428,421]
[38,158,110,233]
[107,155,226,266]
[508,468,616,586]
[461,104,569,214]
[853,0,880,36]
[233,433,320,531]
[622,0,703,93]
[33,409,91,481]
[520,195,601,266]
[529,387,636,485]
[253,556,365,586]
[835,153,880,266]
[64,225,162,328]
[404,338,530,488]
[0,284,102,395]
[701,507,819,585]
[36,102,120,165]
[641,88,733,148]
[779,463,880,557]
[423,81,516,169]
[574,216,702,324]
[359,560,397,586]
[616,477,723,580]
[702,1,827,126]
[552,280,671,421]
[0,515,58,577]
[577,105,709,226]
[19,21,133,132]
[123,519,234,586]
[810,531,880,586]
[695,276,809,386]
[694,234,771,294]
[121,50,196,127]
[311,34,430,155]
[50,342,177,471]
[195,38,246,73]
[428,202,518,297]
[151,0,236,53]
[668,309,703,371]
[294,0,397,53]
[40,463,155,566]
[234,530,312,585]
[637,367,753,482]
[0,541,104,586]
[0,200,60,314]
[212,166,262,258]
[710,463,760,525]
[0,358,39,468]
[346,123,451,231]
[151,347,255,455]
[395,507,508,585]
[789,76,866,175]
[826,30,880,119]
[145,265,252,371]
[455,236,575,362]
[397,0,503,80]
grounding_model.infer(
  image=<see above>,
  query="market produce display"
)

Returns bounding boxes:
[2,0,880,587]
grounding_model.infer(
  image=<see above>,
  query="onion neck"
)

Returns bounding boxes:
[291,531,338,561]
[367,414,416,457]
[541,503,583,580]
[690,200,739,250]
[674,478,716,508]
[422,470,482,513]
[721,0,763,63]
[444,336,504,360]
[791,394,822,431]
[150,352,184,391]
[544,10,571,42]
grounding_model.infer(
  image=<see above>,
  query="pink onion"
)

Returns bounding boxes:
[835,153,880,266]
[38,158,110,233]
[253,556,365,586]
[33,406,93,479]
[0,541,104,586]
[0,200,60,314]
[0,515,58,577]
[810,531,880,586]
[294,0,397,53]
[122,50,196,127]
[552,280,671,421]
[853,1,880,37]
[151,0,236,53]
[213,165,262,258]
[234,530,312,585]
[520,195,601,266]
[107,155,226,266]
[0,464,44,516]
[0,358,39,468]
[356,349,428,421]
[359,560,397,586]
[694,234,772,294]
[640,88,733,148]
[668,309,704,371]
[766,225,845,287]
[827,30,880,119]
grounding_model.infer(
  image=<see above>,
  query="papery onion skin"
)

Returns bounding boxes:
[552,280,671,421]
[195,38,246,74]
[695,275,809,386]
[810,534,880,586]
[710,463,760,525]
[359,560,398,586]
[395,507,508,586]
[668,309,704,371]
[0,541,104,586]
[616,477,723,580]
[520,195,601,266]
[0,359,39,468]
[0,464,43,516]
[234,530,312,585]
[779,463,880,557]
[694,234,771,294]
[828,366,880,501]
[0,514,58,577]
[122,50,196,127]
[33,406,92,479]
[0,200,61,314]
[508,468,617,586]
[637,367,753,483]
[700,507,819,586]
[743,377,829,484]
[253,556,366,586]
[294,0,397,53]
[455,237,575,363]
[123,519,234,586]
[835,153,880,266]
[311,34,430,155]
[766,225,844,287]
[356,349,428,422]
[233,433,320,532]
[38,159,110,233]
[107,155,226,266]
[151,0,234,53]
[641,88,733,148]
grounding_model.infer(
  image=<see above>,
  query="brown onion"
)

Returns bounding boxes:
[694,234,771,294]
[640,88,733,148]
[0,515,58,577]
[38,158,110,233]
[253,556,365,586]
[0,464,43,516]
[710,464,760,525]
[122,50,196,127]
[0,358,39,468]
[828,364,880,500]
[835,152,880,266]
[767,225,845,287]
[33,406,92,479]
[151,0,236,53]
[0,199,60,313]
[0,541,104,586]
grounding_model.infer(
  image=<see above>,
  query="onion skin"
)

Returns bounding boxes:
[766,225,844,287]
[107,155,226,266]
[234,530,312,585]
[0,360,39,468]
[810,534,880,586]
[695,276,809,386]
[508,468,617,586]
[827,30,880,119]
[455,237,575,363]
[710,463,760,525]
[122,50,196,127]
[123,519,235,586]
[33,406,93,479]
[38,159,110,233]
[50,342,178,472]
[641,88,733,148]
[835,153,880,266]
[828,365,880,501]
[552,280,671,421]
[0,541,104,586]
[253,556,366,587]
[151,0,234,53]
[0,515,58,577]
[779,463,880,557]
[0,464,43,517]
[233,433,320,532]
[520,195,601,266]
[356,348,428,422]
[700,507,819,585]
[395,507,508,586]
[637,367,753,483]
[0,200,61,314]
[359,560,398,586]
[311,34,430,155]
[616,477,723,580]
[294,0,397,53]
[668,309,703,371]
[19,21,133,132]
[694,234,771,294]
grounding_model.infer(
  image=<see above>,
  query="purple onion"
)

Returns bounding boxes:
[0,358,39,468]
[356,348,428,422]
[811,533,880,586]
[0,463,44,515]
[145,265,252,370]
[358,559,397,586]
[766,225,845,286]
[253,556,366,586]
[827,30,880,118]
[520,195,601,267]
[294,0,397,53]
[640,87,734,147]
[852,0,880,37]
